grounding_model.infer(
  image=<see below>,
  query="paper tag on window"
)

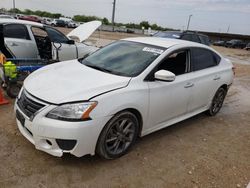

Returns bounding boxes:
[143,47,164,55]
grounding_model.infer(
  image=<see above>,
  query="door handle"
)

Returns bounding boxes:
[213,76,221,81]
[10,42,18,46]
[184,83,194,88]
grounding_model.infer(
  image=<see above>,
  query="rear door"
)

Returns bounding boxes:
[4,24,39,58]
[187,47,221,113]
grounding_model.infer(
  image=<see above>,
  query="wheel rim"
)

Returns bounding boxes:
[105,118,136,155]
[212,90,225,114]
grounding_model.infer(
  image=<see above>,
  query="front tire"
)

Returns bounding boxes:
[207,87,227,116]
[96,111,139,159]
[6,83,22,98]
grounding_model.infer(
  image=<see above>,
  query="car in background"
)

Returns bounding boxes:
[0,19,101,61]
[213,40,226,47]
[19,15,42,23]
[42,17,52,25]
[244,43,250,50]
[67,21,79,28]
[51,19,66,27]
[225,39,246,49]
[15,37,234,159]
[0,15,15,19]
[153,31,210,46]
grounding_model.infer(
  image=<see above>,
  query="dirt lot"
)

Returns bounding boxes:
[0,30,250,188]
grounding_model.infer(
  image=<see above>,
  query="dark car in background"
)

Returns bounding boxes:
[244,43,250,50]
[213,40,226,47]
[153,31,210,45]
[51,19,66,27]
[225,39,246,49]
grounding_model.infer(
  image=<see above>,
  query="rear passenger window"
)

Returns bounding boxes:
[191,48,219,71]
[3,24,30,40]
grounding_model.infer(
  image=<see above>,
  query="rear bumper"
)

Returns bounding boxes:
[14,101,110,157]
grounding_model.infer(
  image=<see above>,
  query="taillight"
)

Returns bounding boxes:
[232,66,236,76]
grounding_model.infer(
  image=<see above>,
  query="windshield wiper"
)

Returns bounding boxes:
[85,64,113,74]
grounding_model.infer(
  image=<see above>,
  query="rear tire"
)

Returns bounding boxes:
[96,111,139,159]
[207,87,227,116]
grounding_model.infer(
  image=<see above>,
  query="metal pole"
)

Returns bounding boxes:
[112,0,116,32]
[13,0,16,9]
[186,14,193,31]
[227,25,230,33]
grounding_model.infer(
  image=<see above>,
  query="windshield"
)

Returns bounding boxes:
[80,41,165,77]
[46,27,69,43]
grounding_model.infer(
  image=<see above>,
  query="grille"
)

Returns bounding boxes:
[17,91,45,119]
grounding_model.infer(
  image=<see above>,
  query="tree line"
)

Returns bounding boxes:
[0,8,172,31]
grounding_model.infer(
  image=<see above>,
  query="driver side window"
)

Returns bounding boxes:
[157,50,189,76]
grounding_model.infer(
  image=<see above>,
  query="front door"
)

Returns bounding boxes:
[146,49,192,132]
[45,27,77,61]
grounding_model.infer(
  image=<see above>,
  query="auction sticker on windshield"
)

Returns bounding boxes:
[143,47,164,55]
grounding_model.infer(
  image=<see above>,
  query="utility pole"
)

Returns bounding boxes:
[227,25,230,33]
[13,0,16,10]
[186,14,193,31]
[112,0,116,32]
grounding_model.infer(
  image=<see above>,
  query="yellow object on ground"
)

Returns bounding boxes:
[4,61,17,79]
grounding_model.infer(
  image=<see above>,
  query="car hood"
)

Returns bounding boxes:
[67,21,101,42]
[24,60,131,104]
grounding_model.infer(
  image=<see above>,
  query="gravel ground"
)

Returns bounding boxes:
[0,30,249,188]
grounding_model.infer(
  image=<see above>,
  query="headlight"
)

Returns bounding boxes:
[46,102,97,121]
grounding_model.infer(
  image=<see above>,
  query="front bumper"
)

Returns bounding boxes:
[14,97,110,157]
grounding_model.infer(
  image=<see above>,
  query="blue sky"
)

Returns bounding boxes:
[1,0,250,35]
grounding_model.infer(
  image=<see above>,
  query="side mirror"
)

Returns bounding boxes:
[67,40,75,45]
[154,70,176,82]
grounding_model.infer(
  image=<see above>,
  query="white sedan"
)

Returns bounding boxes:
[0,19,100,61]
[15,37,234,159]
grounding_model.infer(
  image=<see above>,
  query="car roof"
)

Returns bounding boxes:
[123,37,207,49]
[0,18,43,27]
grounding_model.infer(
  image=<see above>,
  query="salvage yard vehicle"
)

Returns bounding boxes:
[245,43,250,50]
[0,19,100,61]
[51,19,66,27]
[18,15,42,23]
[66,21,79,28]
[0,15,14,19]
[15,37,234,159]
[154,31,210,46]
[42,17,52,25]
[213,40,226,47]
[225,39,246,49]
